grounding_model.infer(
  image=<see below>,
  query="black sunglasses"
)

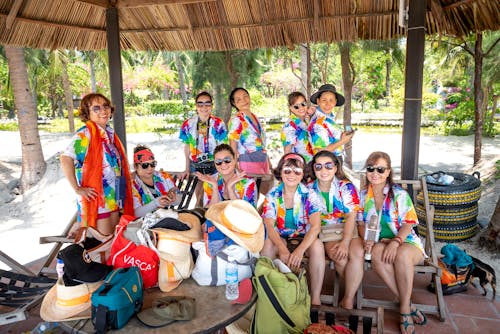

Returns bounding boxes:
[91,104,111,113]
[366,166,387,174]
[314,162,335,171]
[140,161,157,169]
[292,102,307,110]
[196,101,212,107]
[283,167,303,175]
[215,157,232,166]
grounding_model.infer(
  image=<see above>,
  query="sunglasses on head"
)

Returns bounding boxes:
[314,162,335,171]
[366,166,388,174]
[196,101,212,107]
[140,161,157,169]
[215,157,232,166]
[283,167,303,175]
[91,104,111,113]
[291,102,307,110]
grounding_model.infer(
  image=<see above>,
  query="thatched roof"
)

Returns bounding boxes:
[0,0,499,51]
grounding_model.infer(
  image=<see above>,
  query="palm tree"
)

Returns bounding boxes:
[4,46,46,191]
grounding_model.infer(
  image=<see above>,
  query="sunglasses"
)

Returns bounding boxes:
[196,101,212,107]
[91,104,111,113]
[140,161,157,169]
[215,157,232,166]
[366,166,388,174]
[291,102,307,110]
[314,162,335,171]
[283,167,303,175]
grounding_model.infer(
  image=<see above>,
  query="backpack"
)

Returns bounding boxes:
[250,257,311,334]
[91,267,143,333]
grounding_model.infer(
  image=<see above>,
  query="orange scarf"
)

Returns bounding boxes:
[81,121,134,228]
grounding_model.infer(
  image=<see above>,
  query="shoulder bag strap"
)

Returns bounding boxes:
[94,304,108,334]
[257,275,295,328]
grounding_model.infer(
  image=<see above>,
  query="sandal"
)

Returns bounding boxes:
[400,313,415,334]
[410,306,427,325]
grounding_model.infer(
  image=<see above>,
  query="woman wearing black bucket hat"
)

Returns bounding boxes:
[308,84,354,162]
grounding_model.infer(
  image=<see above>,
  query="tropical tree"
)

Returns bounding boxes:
[4,46,46,191]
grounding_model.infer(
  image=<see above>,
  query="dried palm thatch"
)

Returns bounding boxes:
[0,0,498,51]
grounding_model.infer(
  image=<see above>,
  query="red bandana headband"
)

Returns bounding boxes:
[134,149,155,163]
[284,153,304,164]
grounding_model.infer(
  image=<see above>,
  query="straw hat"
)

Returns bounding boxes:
[205,200,264,253]
[151,212,202,244]
[40,280,102,322]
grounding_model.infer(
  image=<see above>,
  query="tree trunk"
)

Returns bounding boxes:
[5,46,46,192]
[88,51,97,93]
[299,43,312,97]
[473,32,484,165]
[385,50,391,98]
[60,54,75,133]
[490,94,498,124]
[175,52,187,105]
[339,42,353,169]
[223,51,238,124]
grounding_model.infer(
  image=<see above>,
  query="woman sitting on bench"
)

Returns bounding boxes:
[260,153,325,307]
[358,151,427,334]
[308,150,364,310]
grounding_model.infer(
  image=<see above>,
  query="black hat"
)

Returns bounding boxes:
[310,84,345,106]
[152,217,190,231]
[58,244,112,285]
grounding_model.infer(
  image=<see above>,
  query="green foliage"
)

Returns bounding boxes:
[126,105,147,116]
[0,120,18,131]
[144,100,194,116]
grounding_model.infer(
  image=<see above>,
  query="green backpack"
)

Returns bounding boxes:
[250,257,311,334]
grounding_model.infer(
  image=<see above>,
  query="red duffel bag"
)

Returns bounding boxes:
[107,215,159,288]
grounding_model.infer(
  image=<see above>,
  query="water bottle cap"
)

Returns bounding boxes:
[227,256,234,262]
[56,258,64,264]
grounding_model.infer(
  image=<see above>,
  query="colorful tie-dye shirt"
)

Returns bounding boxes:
[308,108,343,156]
[228,111,266,154]
[63,124,123,217]
[262,182,322,238]
[132,170,176,208]
[308,177,360,226]
[281,114,313,163]
[358,184,425,254]
[179,114,228,162]
[202,174,258,207]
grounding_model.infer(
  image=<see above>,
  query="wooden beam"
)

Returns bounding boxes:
[6,0,24,30]
[0,13,105,33]
[75,0,111,8]
[116,0,216,8]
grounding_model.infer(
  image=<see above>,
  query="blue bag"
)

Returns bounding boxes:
[91,267,143,333]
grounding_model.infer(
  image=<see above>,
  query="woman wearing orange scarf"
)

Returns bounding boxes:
[60,93,134,236]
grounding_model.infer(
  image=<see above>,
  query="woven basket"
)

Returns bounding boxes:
[418,220,479,242]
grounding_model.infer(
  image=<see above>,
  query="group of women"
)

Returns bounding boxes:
[61,86,427,334]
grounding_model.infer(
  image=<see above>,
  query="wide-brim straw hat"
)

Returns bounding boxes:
[310,84,345,106]
[205,200,264,253]
[40,280,102,322]
[151,212,202,244]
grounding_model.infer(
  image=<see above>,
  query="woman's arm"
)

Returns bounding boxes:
[181,144,191,179]
[293,211,321,259]
[264,217,290,262]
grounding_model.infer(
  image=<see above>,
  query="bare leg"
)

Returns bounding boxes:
[394,244,424,318]
[306,239,325,306]
[370,243,399,297]
[325,241,347,276]
[96,211,120,235]
[340,238,364,309]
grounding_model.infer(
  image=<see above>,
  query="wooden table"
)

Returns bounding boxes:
[60,279,256,334]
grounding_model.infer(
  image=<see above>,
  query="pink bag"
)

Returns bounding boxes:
[107,215,159,288]
[238,151,270,175]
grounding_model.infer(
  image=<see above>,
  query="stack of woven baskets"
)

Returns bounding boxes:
[416,171,481,242]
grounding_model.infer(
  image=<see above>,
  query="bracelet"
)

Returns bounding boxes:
[392,236,403,246]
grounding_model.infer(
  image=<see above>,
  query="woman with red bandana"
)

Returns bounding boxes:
[60,93,134,236]
[131,145,180,217]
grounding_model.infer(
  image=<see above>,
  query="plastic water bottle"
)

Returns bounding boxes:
[56,258,64,280]
[31,321,59,333]
[225,257,239,301]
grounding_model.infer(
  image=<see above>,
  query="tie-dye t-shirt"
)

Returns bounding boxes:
[62,124,123,217]
[202,174,258,207]
[179,114,228,161]
[132,170,176,208]
[308,108,343,156]
[358,184,425,254]
[281,115,313,163]
[228,111,266,154]
[262,183,322,238]
[308,177,360,226]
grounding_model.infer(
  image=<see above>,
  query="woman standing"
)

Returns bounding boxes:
[261,153,324,307]
[308,150,363,309]
[308,84,354,161]
[228,87,273,194]
[60,93,134,236]
[179,91,228,205]
[358,151,427,334]
[196,144,258,208]
[281,91,313,163]
[131,145,180,217]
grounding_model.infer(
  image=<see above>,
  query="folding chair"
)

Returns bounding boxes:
[356,176,446,321]
[168,173,199,210]
[0,250,56,325]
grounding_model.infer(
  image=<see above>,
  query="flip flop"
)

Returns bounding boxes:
[400,313,415,334]
[410,307,427,326]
